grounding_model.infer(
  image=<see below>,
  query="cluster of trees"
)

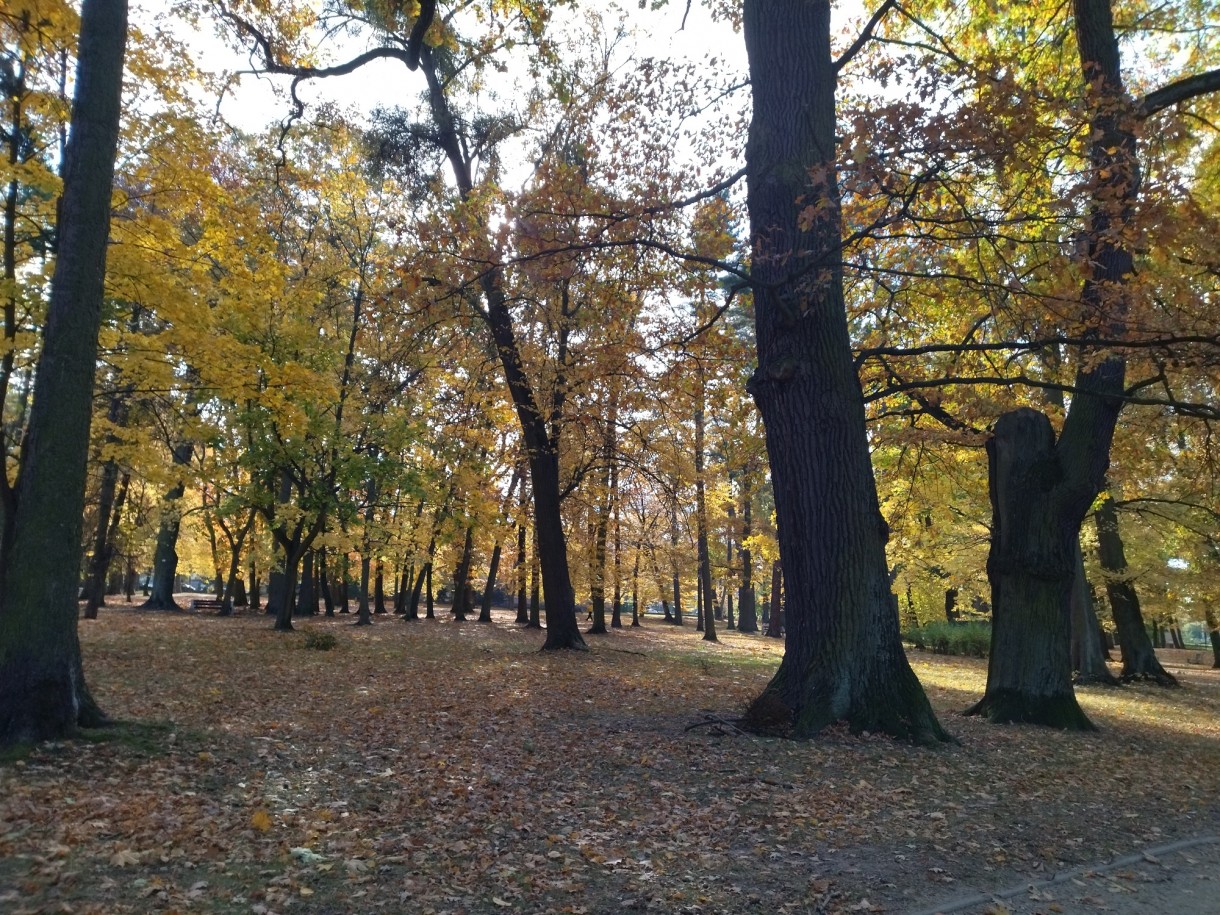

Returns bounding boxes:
[0,0,1216,748]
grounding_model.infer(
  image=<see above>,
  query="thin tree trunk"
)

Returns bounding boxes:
[1070,542,1118,685]
[1095,494,1177,685]
[696,369,716,643]
[83,469,129,620]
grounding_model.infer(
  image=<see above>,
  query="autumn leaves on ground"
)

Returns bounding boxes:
[2,609,1218,915]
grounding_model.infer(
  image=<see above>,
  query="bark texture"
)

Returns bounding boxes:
[1094,495,1178,686]
[740,0,947,743]
[0,0,128,747]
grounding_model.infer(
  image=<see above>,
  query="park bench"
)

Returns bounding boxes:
[189,597,226,612]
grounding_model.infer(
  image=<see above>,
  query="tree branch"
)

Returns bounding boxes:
[1138,67,1220,119]
[833,0,897,74]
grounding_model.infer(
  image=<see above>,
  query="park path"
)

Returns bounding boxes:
[906,835,1220,915]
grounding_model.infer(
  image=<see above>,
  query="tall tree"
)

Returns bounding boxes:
[739,0,949,742]
[0,0,129,746]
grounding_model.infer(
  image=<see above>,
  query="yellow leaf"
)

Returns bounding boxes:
[250,809,273,832]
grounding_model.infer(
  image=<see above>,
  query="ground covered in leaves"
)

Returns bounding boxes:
[2,604,1218,915]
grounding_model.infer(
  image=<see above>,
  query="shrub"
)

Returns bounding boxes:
[902,621,991,658]
[302,630,338,651]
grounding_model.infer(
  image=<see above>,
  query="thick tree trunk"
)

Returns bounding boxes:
[966,411,1096,728]
[1069,543,1118,685]
[0,0,128,747]
[273,550,303,632]
[740,0,947,742]
[141,480,186,610]
[1094,495,1178,685]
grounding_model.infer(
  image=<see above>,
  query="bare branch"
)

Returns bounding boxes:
[833,0,897,75]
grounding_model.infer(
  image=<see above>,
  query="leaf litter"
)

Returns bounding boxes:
[1,605,1217,914]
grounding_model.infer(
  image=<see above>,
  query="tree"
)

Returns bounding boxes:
[0,0,128,747]
[738,0,949,743]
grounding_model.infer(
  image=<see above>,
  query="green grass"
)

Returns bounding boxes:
[903,620,991,658]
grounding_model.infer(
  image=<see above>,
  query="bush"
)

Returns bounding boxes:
[902,621,991,658]
[302,630,338,651]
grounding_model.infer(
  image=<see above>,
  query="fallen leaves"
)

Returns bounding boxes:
[0,606,1217,915]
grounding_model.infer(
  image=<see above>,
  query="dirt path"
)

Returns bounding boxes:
[907,836,1220,915]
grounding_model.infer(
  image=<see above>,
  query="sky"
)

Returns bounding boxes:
[144,0,754,139]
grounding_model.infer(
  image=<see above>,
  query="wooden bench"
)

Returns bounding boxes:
[190,598,225,612]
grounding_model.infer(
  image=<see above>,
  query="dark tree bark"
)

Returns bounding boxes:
[695,368,717,643]
[480,542,501,623]
[406,562,426,621]
[1204,605,1220,669]
[0,0,129,747]
[527,525,541,628]
[670,501,683,626]
[514,496,529,624]
[765,561,783,640]
[1094,495,1178,685]
[425,563,434,619]
[740,0,947,742]
[966,0,1153,729]
[249,561,260,611]
[1069,543,1118,686]
[965,411,1096,728]
[83,468,129,620]
[218,509,255,616]
[737,489,758,633]
[297,551,316,617]
[450,526,474,621]
[320,548,335,616]
[374,560,387,613]
[141,438,195,610]
[631,544,641,627]
[417,49,583,649]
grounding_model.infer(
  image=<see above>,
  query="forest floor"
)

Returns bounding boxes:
[2,601,1218,915]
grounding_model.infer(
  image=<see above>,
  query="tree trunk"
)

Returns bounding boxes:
[451,526,474,621]
[0,0,128,747]
[695,370,717,643]
[737,491,758,633]
[249,561,260,611]
[740,0,947,742]
[527,524,541,628]
[515,498,529,624]
[1204,605,1220,669]
[320,548,335,617]
[425,563,434,619]
[631,545,641,627]
[965,411,1096,728]
[765,561,783,640]
[141,480,186,610]
[670,501,683,626]
[83,468,129,620]
[480,542,502,623]
[1069,542,1118,685]
[219,509,254,616]
[357,551,373,626]
[374,560,387,614]
[1094,495,1178,685]
[297,551,316,616]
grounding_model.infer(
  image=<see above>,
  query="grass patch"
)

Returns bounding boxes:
[904,620,991,658]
